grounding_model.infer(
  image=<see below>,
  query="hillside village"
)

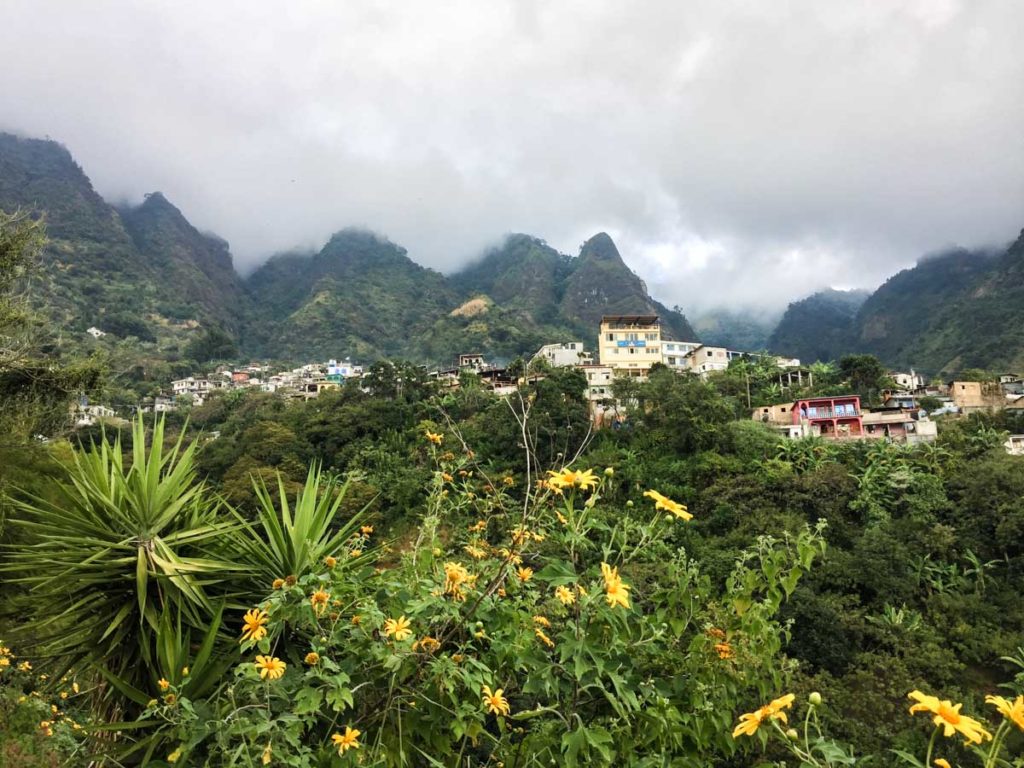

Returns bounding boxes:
[74,313,1024,454]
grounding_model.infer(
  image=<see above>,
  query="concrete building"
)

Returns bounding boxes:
[950,381,1005,414]
[1004,435,1024,456]
[458,353,487,371]
[73,403,116,427]
[661,340,701,371]
[862,411,937,444]
[683,345,734,378]
[172,377,215,397]
[326,359,363,382]
[532,342,592,368]
[889,370,926,390]
[752,403,797,426]
[598,315,662,377]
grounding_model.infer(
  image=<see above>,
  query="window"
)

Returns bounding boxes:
[645,332,657,341]
[606,333,614,341]
[707,350,713,357]
[668,357,676,365]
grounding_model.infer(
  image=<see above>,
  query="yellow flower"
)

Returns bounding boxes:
[986,694,1024,731]
[351,614,362,625]
[254,655,287,681]
[482,685,511,716]
[517,566,534,582]
[331,726,362,754]
[350,549,362,557]
[412,636,441,653]
[934,760,951,768]
[17,660,31,672]
[605,580,631,609]
[732,694,796,738]
[555,585,576,605]
[72,682,79,694]
[464,544,487,560]
[643,490,692,520]
[241,609,269,643]
[546,468,598,492]
[535,628,555,648]
[601,562,631,609]
[0,657,9,668]
[383,616,413,642]
[304,652,320,665]
[261,742,273,765]
[442,472,454,482]
[324,555,337,569]
[272,578,285,590]
[158,678,170,691]
[908,691,992,745]
[425,431,443,445]
[310,589,330,615]
[714,642,734,659]
[361,525,374,535]
[167,747,182,763]
[532,615,551,628]
[163,693,177,706]
[443,561,472,601]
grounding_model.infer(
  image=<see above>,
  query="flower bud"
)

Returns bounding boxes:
[809,691,822,706]
[786,728,799,741]
[626,500,634,508]
[604,467,614,476]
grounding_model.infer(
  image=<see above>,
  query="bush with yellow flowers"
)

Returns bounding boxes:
[728,685,1024,768]
[140,440,830,766]
[0,641,87,765]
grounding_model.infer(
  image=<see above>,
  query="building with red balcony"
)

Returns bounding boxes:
[792,395,862,438]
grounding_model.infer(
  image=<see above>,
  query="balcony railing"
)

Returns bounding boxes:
[800,408,860,420]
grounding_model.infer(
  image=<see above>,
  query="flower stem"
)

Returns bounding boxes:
[984,721,1009,768]
[924,725,939,768]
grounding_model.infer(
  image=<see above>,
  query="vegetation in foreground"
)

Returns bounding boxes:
[0,406,1022,766]
[1,208,1023,765]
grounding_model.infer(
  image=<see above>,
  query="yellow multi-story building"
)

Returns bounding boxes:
[598,315,662,376]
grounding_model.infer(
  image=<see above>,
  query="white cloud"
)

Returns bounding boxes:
[0,0,1021,313]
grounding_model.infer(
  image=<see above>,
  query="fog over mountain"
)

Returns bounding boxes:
[2,1,1022,313]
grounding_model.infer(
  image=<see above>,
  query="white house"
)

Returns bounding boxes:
[86,326,106,339]
[661,341,701,371]
[532,342,592,368]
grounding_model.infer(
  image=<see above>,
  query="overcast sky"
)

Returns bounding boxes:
[2,1,1022,314]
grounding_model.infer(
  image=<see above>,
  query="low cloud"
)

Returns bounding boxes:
[1,0,1021,312]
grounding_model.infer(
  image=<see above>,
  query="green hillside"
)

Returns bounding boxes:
[246,229,459,360]
[692,308,777,350]
[767,232,1024,375]
[768,289,869,364]
[0,133,249,348]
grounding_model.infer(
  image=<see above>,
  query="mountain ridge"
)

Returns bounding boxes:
[0,132,699,365]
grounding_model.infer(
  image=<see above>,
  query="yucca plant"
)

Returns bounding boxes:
[1,416,239,707]
[232,465,371,591]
